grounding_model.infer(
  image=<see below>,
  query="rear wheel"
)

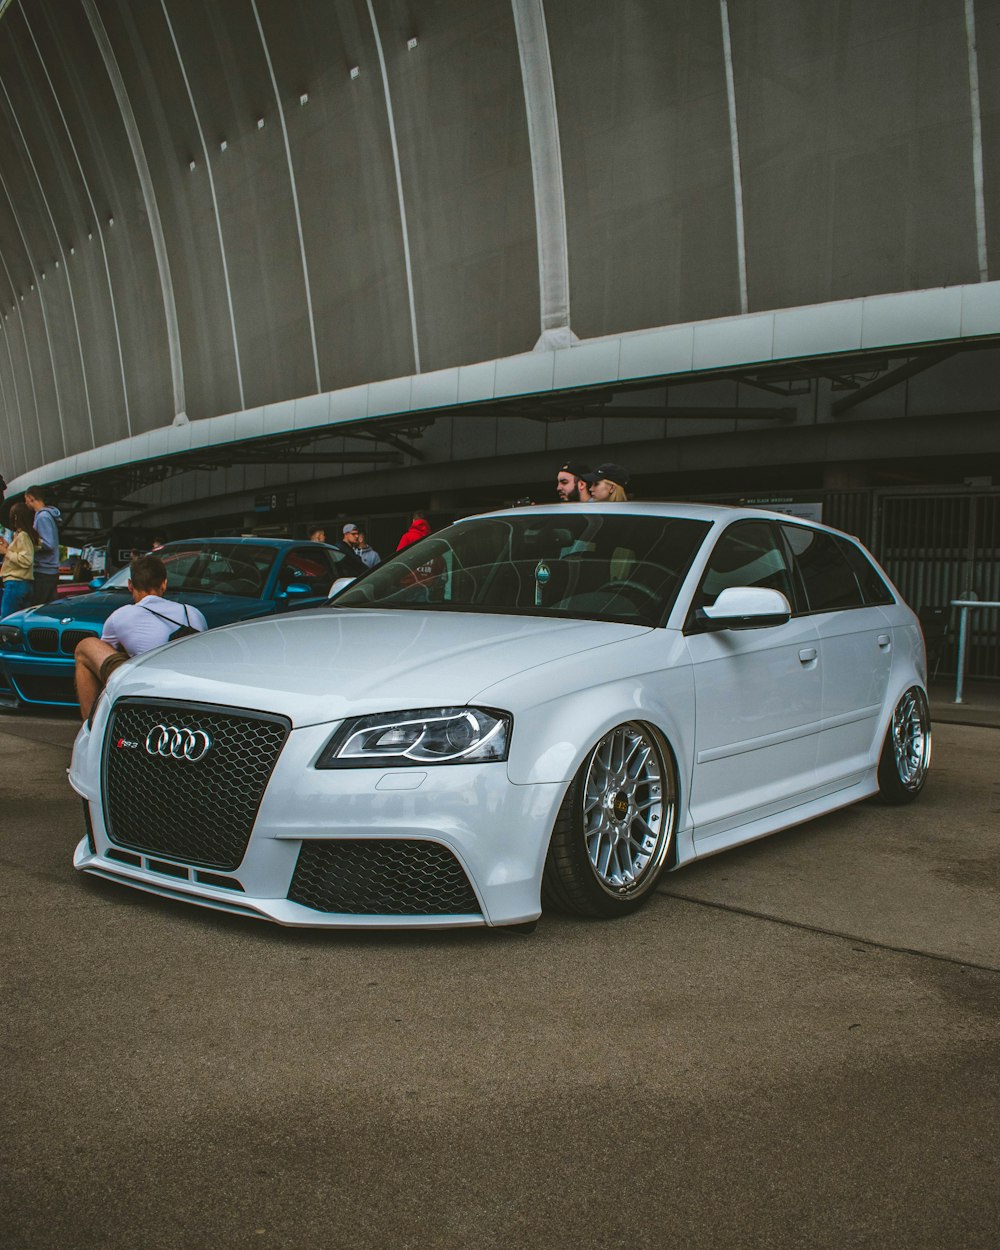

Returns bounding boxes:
[876,687,931,804]
[542,722,677,917]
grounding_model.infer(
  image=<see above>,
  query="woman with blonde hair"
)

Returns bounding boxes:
[584,462,630,502]
[0,501,40,616]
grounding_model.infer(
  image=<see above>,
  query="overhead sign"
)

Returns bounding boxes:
[254,490,297,513]
[741,497,823,523]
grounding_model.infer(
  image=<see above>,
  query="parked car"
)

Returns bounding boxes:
[56,558,98,599]
[69,504,931,931]
[0,536,366,709]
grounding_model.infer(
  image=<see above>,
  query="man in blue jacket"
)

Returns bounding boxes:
[24,485,61,605]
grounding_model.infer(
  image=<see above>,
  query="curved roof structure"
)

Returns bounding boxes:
[0,0,998,493]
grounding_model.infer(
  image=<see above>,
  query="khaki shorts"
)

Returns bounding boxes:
[98,649,130,687]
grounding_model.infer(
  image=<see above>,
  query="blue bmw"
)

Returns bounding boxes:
[0,536,364,710]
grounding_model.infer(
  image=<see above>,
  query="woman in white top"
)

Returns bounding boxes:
[0,502,40,617]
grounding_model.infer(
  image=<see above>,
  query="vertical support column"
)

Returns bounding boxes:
[720,0,749,314]
[0,169,66,456]
[954,603,969,703]
[0,270,30,468]
[0,248,37,465]
[83,0,186,421]
[365,0,421,373]
[965,0,989,282]
[161,0,245,410]
[0,319,21,470]
[22,7,132,435]
[251,0,322,394]
[0,74,96,447]
[511,0,576,350]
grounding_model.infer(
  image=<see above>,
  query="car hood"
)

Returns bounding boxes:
[14,589,267,630]
[110,608,648,726]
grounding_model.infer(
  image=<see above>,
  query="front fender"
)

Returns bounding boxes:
[481,630,696,790]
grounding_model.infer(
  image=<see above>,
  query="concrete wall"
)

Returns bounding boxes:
[0,0,995,480]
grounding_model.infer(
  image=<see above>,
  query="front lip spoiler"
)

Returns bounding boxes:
[73,840,490,929]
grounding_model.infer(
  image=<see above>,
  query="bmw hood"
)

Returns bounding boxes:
[21,589,264,628]
[107,608,649,726]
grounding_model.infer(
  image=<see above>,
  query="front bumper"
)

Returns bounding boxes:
[0,654,76,707]
[70,711,564,929]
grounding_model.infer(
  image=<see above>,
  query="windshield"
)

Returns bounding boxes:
[102,544,277,598]
[331,514,710,626]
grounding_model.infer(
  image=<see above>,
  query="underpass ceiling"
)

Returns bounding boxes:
[24,339,999,545]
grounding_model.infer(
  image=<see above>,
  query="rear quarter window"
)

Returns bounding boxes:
[837,538,895,606]
[781,525,864,612]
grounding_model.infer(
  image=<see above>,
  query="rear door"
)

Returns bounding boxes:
[685,520,822,843]
[780,524,893,785]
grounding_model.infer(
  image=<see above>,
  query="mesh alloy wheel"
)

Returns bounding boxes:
[877,687,931,803]
[892,688,931,788]
[542,722,677,917]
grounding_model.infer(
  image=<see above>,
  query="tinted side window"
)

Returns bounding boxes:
[837,538,895,606]
[694,521,793,612]
[781,525,864,611]
[280,547,336,595]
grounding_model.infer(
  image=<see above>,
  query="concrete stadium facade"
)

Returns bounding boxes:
[0,0,999,586]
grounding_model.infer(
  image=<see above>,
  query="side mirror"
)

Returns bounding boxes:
[279,582,311,598]
[89,577,105,589]
[697,586,791,631]
[328,577,357,599]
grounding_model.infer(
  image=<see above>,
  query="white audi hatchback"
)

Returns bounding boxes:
[70,504,930,930]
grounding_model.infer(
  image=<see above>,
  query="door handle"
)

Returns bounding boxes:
[798,647,818,663]
[877,634,891,649]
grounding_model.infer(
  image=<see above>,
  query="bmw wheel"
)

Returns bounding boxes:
[542,722,677,917]
[876,687,931,804]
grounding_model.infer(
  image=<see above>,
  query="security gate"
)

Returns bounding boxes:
[876,491,1000,679]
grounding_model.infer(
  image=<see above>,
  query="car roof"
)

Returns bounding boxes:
[157,537,329,549]
[466,501,851,537]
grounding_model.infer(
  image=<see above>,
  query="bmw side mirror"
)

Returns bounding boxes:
[89,577,105,589]
[279,582,310,598]
[695,586,791,632]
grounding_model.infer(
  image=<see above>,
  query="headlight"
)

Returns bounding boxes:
[317,706,511,769]
[0,625,23,651]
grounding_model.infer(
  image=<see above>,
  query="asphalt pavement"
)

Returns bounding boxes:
[1,705,997,1250]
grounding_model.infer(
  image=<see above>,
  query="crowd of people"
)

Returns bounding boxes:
[554,461,630,504]
[0,485,62,616]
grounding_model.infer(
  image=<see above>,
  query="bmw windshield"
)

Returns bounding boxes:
[101,544,277,598]
[331,514,710,626]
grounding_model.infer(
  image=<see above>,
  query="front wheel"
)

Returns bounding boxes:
[542,722,677,917]
[876,687,931,804]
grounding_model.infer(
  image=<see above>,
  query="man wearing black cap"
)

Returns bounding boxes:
[556,462,592,503]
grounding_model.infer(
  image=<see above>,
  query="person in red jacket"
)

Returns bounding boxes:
[396,510,431,551]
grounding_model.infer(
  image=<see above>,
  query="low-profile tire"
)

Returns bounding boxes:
[876,686,931,805]
[542,721,677,918]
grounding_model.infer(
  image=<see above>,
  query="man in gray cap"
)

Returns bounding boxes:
[337,521,380,568]
[335,522,363,560]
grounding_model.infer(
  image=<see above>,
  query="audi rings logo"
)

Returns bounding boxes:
[145,724,213,762]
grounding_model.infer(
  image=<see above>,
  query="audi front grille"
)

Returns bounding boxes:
[287,839,481,915]
[103,699,291,870]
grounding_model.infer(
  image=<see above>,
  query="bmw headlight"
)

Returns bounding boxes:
[317,706,511,769]
[0,625,23,651]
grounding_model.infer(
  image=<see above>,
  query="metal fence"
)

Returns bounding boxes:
[875,491,1000,679]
